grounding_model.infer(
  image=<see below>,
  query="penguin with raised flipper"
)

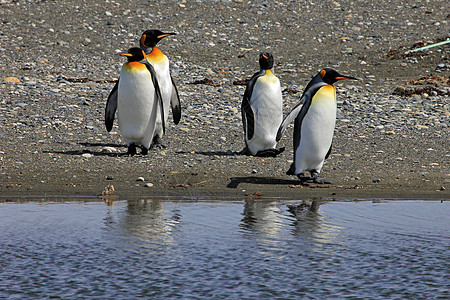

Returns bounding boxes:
[241,52,284,157]
[277,68,357,184]
[139,29,181,147]
[105,47,164,155]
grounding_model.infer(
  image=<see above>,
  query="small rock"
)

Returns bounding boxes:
[252,169,257,174]
[102,146,116,153]
[375,161,384,164]
[81,153,93,158]
[136,177,145,182]
[144,183,154,188]
[4,77,20,83]
[106,176,114,180]
[230,107,238,114]
[226,150,234,155]
[372,178,381,183]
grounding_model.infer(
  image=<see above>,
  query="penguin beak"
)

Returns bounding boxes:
[118,52,132,57]
[157,32,176,39]
[336,75,358,81]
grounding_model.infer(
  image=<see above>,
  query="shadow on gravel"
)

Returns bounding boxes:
[227,176,302,188]
[197,151,238,156]
[176,151,238,156]
[43,150,118,157]
[79,142,126,148]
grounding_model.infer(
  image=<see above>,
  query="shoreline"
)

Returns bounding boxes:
[1,0,449,201]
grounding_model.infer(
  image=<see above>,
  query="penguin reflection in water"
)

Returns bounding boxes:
[105,48,164,155]
[277,68,357,184]
[139,30,181,147]
[241,53,284,157]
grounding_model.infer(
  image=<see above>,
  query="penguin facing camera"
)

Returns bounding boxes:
[240,52,285,157]
[105,47,164,156]
[277,68,357,184]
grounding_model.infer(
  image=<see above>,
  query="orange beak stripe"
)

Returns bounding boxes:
[157,34,171,39]
[320,69,326,78]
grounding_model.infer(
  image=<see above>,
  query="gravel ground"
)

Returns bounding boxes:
[0,0,449,200]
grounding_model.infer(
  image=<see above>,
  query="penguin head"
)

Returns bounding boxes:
[140,29,176,49]
[320,68,357,84]
[119,47,146,62]
[259,52,274,70]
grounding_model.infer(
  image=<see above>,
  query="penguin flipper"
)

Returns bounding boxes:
[105,79,119,132]
[325,144,332,160]
[241,71,262,141]
[145,62,165,135]
[170,75,181,125]
[276,97,305,141]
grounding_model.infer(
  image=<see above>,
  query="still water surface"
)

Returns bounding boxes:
[0,199,448,299]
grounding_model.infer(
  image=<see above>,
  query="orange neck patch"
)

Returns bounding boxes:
[123,61,147,73]
[146,47,167,64]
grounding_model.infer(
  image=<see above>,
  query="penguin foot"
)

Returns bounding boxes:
[255,147,285,157]
[140,147,148,156]
[238,147,251,156]
[151,135,166,149]
[310,170,332,184]
[297,173,313,183]
[286,163,296,176]
[127,144,137,156]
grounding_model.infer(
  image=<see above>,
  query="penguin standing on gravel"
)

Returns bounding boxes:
[241,52,284,157]
[105,47,164,155]
[276,68,356,184]
[139,29,181,147]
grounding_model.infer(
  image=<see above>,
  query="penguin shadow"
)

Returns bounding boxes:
[192,148,285,157]
[227,176,302,189]
[44,142,127,157]
[192,150,239,156]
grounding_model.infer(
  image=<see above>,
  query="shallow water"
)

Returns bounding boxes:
[0,199,448,299]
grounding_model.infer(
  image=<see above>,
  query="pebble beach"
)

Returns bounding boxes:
[0,0,448,200]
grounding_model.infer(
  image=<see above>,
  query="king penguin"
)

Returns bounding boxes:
[241,52,284,157]
[276,68,357,184]
[105,47,164,155]
[139,29,181,147]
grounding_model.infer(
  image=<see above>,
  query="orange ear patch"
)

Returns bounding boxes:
[140,34,147,46]
[320,69,326,78]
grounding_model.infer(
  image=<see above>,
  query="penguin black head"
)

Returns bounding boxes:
[140,29,176,49]
[320,68,357,85]
[119,47,146,62]
[259,52,274,70]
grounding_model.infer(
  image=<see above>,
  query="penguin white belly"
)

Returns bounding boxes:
[148,57,171,137]
[294,85,336,174]
[246,74,282,155]
[117,66,158,148]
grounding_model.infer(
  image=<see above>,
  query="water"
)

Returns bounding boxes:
[0,199,448,299]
